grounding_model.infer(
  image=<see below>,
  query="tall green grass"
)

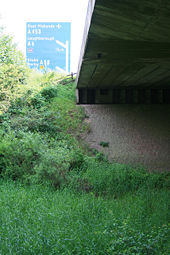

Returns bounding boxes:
[69,157,169,197]
[0,181,169,255]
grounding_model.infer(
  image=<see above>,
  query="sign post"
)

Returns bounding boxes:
[26,22,71,73]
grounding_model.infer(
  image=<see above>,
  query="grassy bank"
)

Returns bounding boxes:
[0,71,169,254]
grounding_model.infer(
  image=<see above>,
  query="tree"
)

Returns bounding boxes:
[0,29,29,113]
[0,34,25,66]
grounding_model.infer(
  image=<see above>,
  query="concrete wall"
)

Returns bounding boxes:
[83,104,170,171]
[77,88,169,104]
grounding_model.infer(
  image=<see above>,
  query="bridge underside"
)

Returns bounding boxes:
[76,0,170,104]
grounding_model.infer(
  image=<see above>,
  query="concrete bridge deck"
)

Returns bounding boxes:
[76,0,170,104]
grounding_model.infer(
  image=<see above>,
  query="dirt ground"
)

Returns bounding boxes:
[82,104,170,172]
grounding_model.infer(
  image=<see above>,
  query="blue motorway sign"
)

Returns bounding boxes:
[26,22,71,73]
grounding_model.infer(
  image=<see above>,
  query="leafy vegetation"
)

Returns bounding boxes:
[0,32,169,254]
[0,181,169,255]
[99,141,110,147]
[0,34,25,65]
[0,74,85,187]
[0,31,29,114]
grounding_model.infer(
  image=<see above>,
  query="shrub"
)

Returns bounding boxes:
[38,71,63,87]
[31,143,72,187]
[40,86,58,101]
[0,34,25,65]
[99,141,109,147]
[0,130,84,187]
[0,131,43,181]
[28,86,58,109]
[30,93,46,109]
[0,31,29,114]
[0,64,28,108]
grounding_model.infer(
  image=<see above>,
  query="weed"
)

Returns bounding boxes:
[99,141,110,147]
[69,157,170,197]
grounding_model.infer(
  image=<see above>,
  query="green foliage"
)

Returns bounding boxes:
[99,141,109,147]
[50,97,86,134]
[0,131,42,181]
[30,93,47,109]
[0,64,25,89]
[57,81,76,101]
[37,71,64,87]
[40,86,58,101]
[0,182,169,254]
[71,158,170,197]
[9,109,61,135]
[0,34,25,65]
[29,86,58,109]
[0,131,84,187]
[0,64,26,114]
[0,68,87,189]
[0,33,29,114]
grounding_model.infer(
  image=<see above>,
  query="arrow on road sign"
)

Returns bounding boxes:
[56,40,69,73]
[56,66,66,73]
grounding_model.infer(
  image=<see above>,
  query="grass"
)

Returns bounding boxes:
[0,70,169,254]
[68,158,169,197]
[0,181,169,255]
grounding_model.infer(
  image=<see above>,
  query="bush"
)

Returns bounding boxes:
[0,33,29,114]
[30,93,46,109]
[8,110,55,134]
[29,86,58,109]
[0,130,84,187]
[40,86,58,101]
[0,131,43,181]
[38,71,63,87]
[0,34,25,65]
